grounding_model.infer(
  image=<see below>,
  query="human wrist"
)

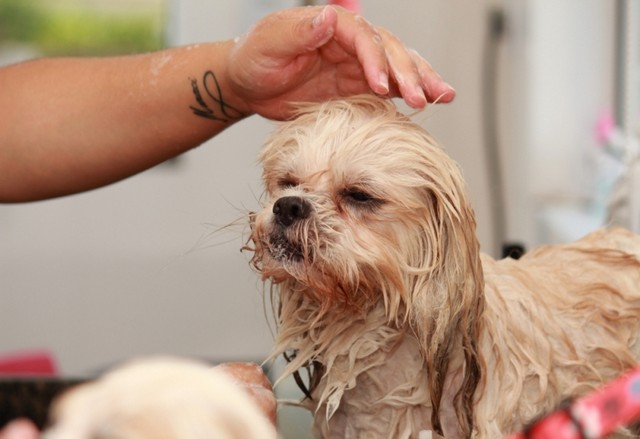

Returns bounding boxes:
[174,40,253,128]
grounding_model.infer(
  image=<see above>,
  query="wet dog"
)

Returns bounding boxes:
[248,95,640,438]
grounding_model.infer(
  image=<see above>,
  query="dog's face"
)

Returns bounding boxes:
[250,96,479,317]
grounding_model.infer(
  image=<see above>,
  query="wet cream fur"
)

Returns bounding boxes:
[45,357,277,439]
[249,95,640,438]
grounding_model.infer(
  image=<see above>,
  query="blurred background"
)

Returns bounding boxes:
[0,0,639,436]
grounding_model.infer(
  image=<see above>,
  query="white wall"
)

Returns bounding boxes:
[503,0,616,246]
[0,0,618,377]
[0,1,297,376]
[364,0,495,253]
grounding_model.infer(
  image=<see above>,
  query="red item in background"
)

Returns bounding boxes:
[0,351,57,376]
[328,0,361,14]
[505,366,640,439]
[571,367,640,437]
[518,408,582,439]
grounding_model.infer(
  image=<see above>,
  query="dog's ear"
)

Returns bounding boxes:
[406,156,485,437]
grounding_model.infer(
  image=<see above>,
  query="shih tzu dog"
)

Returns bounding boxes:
[248,95,640,438]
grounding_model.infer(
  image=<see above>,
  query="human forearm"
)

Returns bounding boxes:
[0,41,243,202]
[0,6,455,203]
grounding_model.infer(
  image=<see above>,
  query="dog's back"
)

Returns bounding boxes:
[478,227,640,437]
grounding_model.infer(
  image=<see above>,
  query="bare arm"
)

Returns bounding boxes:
[0,42,239,201]
[0,6,455,202]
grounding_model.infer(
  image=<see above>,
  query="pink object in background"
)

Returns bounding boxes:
[595,108,616,144]
[0,350,57,376]
[328,0,361,14]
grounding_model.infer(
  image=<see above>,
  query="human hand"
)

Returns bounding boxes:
[0,419,39,439]
[213,362,277,426]
[227,5,455,120]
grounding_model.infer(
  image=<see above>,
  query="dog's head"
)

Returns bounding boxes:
[249,95,484,435]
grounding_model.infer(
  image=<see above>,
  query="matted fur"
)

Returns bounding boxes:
[248,95,640,438]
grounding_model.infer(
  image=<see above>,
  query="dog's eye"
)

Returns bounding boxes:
[342,188,379,206]
[277,177,299,189]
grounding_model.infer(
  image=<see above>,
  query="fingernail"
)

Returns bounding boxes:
[440,83,456,101]
[414,84,427,106]
[378,71,389,94]
[312,7,326,28]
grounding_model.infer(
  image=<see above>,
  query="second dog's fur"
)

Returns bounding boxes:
[45,359,277,439]
[249,95,640,438]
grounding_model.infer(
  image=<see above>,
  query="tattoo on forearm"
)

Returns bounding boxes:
[189,70,244,123]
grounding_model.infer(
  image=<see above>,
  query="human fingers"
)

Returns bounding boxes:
[0,419,39,439]
[375,27,427,108]
[330,7,390,96]
[410,48,456,103]
[330,7,454,106]
[376,27,455,107]
[245,6,338,59]
[213,362,277,426]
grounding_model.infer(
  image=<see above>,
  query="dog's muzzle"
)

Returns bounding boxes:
[273,196,312,227]
[263,196,313,263]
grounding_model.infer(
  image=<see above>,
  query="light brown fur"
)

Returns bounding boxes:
[248,95,640,438]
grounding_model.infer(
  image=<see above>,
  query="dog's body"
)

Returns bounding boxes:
[477,231,640,437]
[249,96,640,438]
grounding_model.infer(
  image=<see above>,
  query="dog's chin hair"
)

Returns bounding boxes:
[251,227,409,317]
[255,252,404,317]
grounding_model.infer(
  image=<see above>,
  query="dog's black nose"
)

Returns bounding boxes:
[273,196,312,227]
